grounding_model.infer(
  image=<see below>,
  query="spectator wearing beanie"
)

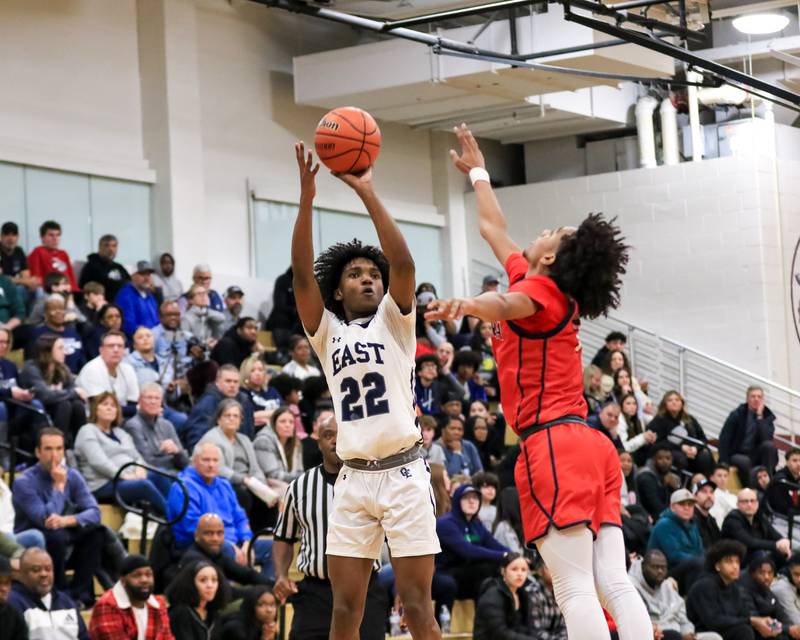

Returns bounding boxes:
[89,555,173,640]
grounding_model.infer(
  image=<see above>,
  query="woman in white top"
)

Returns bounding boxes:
[280,335,320,381]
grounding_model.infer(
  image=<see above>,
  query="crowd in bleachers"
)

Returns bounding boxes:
[0,219,799,640]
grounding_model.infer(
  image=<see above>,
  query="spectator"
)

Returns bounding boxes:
[720,386,779,482]
[79,234,130,301]
[630,550,721,640]
[752,466,772,509]
[527,562,567,640]
[650,390,715,478]
[619,450,639,506]
[0,271,25,334]
[116,260,159,337]
[468,414,503,471]
[211,316,262,369]
[213,585,278,640]
[27,221,78,291]
[647,488,705,594]
[123,383,189,473]
[179,265,224,314]
[28,295,86,374]
[77,330,139,416]
[0,476,45,554]
[19,334,87,442]
[766,449,800,523]
[181,364,255,450]
[181,284,225,345]
[253,405,304,488]
[419,414,446,465]
[166,559,230,640]
[8,547,89,639]
[472,470,499,530]
[438,416,483,478]
[83,303,128,360]
[468,320,498,398]
[263,266,301,360]
[695,480,723,550]
[0,327,35,457]
[12,428,102,607]
[74,392,169,515]
[587,400,623,448]
[599,349,635,394]
[280,335,320,381]
[739,553,800,639]
[221,286,245,333]
[28,272,86,327]
[166,442,273,573]
[240,354,281,429]
[709,464,739,528]
[88,554,173,640]
[437,341,455,377]
[271,415,386,640]
[0,556,27,640]
[180,514,271,597]
[435,485,509,601]
[197,398,276,512]
[773,553,800,626]
[450,350,488,405]
[473,552,536,640]
[79,281,108,327]
[267,373,304,439]
[492,487,525,555]
[618,391,657,465]
[637,443,682,521]
[687,540,765,639]
[592,331,627,368]
[152,300,190,371]
[415,354,446,417]
[721,488,790,568]
[0,221,40,307]
[152,253,183,302]
[582,364,609,416]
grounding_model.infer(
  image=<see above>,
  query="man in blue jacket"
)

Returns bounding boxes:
[435,484,509,601]
[167,442,273,578]
[115,261,159,337]
[648,488,705,595]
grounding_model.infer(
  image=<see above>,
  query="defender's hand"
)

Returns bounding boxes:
[449,123,486,175]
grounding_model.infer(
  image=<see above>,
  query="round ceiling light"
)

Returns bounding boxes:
[732,12,790,35]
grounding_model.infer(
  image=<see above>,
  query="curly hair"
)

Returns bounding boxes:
[548,213,629,319]
[313,238,390,319]
[705,539,746,573]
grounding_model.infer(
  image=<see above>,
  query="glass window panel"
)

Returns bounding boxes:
[89,177,151,265]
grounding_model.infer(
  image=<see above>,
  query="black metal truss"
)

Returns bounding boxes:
[257,0,800,111]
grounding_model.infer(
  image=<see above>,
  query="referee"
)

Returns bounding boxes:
[272,416,388,639]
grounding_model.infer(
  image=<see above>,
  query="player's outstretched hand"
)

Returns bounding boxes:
[295,141,320,199]
[332,166,374,195]
[450,123,486,175]
[425,297,469,322]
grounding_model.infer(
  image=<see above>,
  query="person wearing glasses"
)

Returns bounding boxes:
[179,264,224,314]
[721,488,790,568]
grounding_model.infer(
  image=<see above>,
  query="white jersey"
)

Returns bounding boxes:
[306,293,420,461]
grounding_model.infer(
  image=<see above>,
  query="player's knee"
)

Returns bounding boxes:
[400,597,433,625]
[331,602,365,628]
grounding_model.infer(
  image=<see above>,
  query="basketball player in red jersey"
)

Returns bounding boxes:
[426,125,653,640]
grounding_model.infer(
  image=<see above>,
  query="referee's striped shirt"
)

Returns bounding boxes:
[273,464,334,580]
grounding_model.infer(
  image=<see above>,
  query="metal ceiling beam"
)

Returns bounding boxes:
[380,0,542,29]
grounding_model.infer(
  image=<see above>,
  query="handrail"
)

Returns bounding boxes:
[112,461,189,556]
[247,526,275,568]
[607,315,800,400]
[666,433,718,453]
[0,436,36,488]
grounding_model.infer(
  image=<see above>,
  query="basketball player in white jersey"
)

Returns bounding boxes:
[290,142,442,640]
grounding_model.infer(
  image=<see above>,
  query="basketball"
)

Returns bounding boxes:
[314,106,381,174]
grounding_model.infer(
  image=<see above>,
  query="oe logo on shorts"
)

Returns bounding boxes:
[399,467,412,478]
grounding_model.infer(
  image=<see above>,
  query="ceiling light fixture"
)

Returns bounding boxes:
[732,12,790,35]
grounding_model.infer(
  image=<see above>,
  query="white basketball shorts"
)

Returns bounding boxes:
[326,456,441,559]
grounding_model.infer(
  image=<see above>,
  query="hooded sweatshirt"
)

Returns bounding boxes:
[78,252,130,300]
[435,485,509,571]
[629,557,695,635]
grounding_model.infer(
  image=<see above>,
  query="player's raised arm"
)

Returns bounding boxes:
[450,124,521,266]
[291,142,325,335]
[335,169,416,314]
[425,291,537,324]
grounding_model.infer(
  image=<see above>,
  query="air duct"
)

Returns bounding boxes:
[687,70,704,161]
[660,97,679,166]
[635,95,659,168]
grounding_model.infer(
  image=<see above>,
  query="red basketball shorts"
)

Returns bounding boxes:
[514,421,622,545]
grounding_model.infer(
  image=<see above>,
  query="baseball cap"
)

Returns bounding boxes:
[694,480,716,495]
[135,260,155,274]
[482,274,499,287]
[226,285,244,297]
[670,488,697,505]
[1,222,18,236]
[460,485,481,499]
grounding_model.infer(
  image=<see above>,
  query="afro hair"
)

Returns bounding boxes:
[314,238,390,320]
[548,213,629,319]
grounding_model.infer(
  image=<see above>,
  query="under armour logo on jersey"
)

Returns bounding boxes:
[399,467,412,478]
[332,336,342,344]
[341,473,347,480]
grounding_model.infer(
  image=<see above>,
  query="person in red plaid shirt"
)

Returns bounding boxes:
[89,555,174,640]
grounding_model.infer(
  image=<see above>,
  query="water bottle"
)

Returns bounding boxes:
[439,605,451,634]
[389,609,402,636]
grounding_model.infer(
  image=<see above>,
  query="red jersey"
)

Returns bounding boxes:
[492,252,587,434]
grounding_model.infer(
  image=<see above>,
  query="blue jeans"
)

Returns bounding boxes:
[14,528,46,549]
[163,406,188,432]
[222,538,274,580]
[94,473,167,516]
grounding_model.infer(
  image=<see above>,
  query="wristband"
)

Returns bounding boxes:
[469,167,490,186]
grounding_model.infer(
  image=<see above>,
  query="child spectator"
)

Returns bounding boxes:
[27,221,78,291]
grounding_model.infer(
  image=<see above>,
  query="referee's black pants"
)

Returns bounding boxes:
[289,573,387,640]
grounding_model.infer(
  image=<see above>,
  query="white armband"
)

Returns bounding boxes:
[469,167,491,186]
